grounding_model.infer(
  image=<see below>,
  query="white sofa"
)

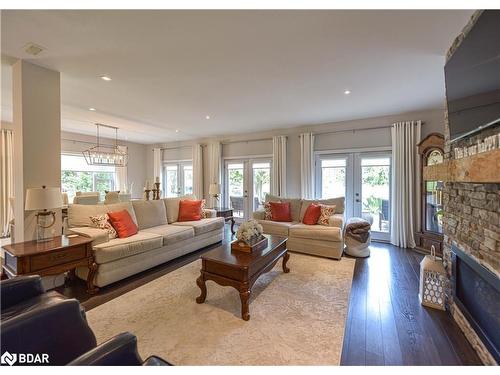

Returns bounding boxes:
[66,196,224,288]
[253,194,345,259]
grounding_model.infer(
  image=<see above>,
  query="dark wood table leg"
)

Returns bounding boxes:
[230,217,236,235]
[239,287,251,321]
[282,251,290,273]
[86,260,99,294]
[196,272,207,303]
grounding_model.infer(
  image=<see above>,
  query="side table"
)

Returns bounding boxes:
[211,207,236,235]
[2,235,98,294]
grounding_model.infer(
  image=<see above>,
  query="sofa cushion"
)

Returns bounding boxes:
[92,231,163,264]
[302,203,321,225]
[171,217,224,235]
[142,224,194,246]
[67,202,137,228]
[132,200,168,230]
[107,210,138,238]
[289,223,342,242]
[269,201,292,222]
[163,194,196,223]
[257,220,298,236]
[265,194,302,222]
[299,197,345,219]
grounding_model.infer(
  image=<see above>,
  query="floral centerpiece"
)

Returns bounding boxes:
[232,220,267,252]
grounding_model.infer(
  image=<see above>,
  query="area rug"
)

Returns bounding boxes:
[86,253,355,365]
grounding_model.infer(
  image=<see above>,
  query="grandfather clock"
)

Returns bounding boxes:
[415,133,444,256]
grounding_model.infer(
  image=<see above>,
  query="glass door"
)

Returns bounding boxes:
[315,151,391,241]
[354,153,391,241]
[164,162,193,198]
[225,158,272,221]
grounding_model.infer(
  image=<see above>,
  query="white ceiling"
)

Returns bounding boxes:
[1,10,474,144]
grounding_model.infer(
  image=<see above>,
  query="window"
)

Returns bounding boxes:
[163,162,193,198]
[61,154,116,202]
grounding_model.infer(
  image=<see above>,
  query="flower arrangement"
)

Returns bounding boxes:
[236,220,264,244]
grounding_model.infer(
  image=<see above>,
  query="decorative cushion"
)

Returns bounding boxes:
[299,197,345,219]
[302,203,322,225]
[131,200,168,230]
[89,214,117,239]
[163,194,196,223]
[201,199,209,219]
[270,201,292,222]
[264,202,272,220]
[178,199,203,221]
[317,204,336,226]
[265,194,302,221]
[108,209,139,238]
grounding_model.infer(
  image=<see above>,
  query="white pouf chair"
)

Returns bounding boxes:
[345,232,371,257]
[344,217,371,258]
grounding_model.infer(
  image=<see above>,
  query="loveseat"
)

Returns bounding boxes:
[65,196,224,288]
[253,194,345,259]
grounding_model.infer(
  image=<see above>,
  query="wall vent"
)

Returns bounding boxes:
[23,42,45,56]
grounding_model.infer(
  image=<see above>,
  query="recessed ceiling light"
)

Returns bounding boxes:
[100,75,112,81]
[344,90,351,95]
[175,129,179,133]
[88,107,96,111]
[205,115,210,120]
[24,42,45,56]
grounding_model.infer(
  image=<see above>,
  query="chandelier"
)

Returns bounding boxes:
[82,123,128,167]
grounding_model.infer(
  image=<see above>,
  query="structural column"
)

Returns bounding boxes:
[12,60,61,241]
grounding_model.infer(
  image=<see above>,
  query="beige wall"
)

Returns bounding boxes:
[152,108,445,199]
[61,131,149,199]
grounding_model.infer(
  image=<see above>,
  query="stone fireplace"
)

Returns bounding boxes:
[442,10,500,365]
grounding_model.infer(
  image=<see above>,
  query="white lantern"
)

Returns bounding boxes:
[419,245,446,310]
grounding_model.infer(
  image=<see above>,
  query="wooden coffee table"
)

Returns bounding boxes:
[196,234,289,321]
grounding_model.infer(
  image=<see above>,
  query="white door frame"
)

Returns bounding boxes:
[163,160,192,197]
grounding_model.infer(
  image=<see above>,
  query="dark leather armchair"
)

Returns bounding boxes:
[1,275,171,366]
[1,276,97,365]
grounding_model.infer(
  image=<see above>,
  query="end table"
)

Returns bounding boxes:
[211,207,236,235]
[2,235,98,294]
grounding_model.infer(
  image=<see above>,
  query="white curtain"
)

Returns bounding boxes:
[192,144,203,200]
[299,132,315,199]
[272,135,287,196]
[207,142,222,207]
[390,120,421,248]
[115,145,128,193]
[1,129,14,237]
[153,148,163,196]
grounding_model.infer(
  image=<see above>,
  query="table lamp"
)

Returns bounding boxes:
[209,183,221,208]
[25,186,63,242]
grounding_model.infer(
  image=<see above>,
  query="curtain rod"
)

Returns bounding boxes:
[307,121,425,137]
[155,137,274,151]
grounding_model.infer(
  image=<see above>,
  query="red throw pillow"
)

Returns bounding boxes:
[270,201,292,222]
[302,203,321,225]
[107,209,138,238]
[178,199,203,221]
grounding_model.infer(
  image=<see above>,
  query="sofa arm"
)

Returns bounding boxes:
[328,214,344,229]
[203,209,217,218]
[69,227,109,246]
[0,275,44,311]
[68,332,143,366]
[252,210,266,220]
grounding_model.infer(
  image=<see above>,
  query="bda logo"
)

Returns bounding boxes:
[1,351,17,366]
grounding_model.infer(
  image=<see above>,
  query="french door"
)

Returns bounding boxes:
[164,162,193,198]
[315,151,391,241]
[224,158,272,221]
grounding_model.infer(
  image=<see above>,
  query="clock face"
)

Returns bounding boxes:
[427,150,443,166]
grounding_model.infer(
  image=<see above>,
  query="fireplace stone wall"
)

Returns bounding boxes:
[442,10,499,365]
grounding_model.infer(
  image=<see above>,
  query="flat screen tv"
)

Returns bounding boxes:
[445,10,500,143]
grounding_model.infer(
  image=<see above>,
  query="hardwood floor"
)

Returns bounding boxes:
[57,226,481,365]
[340,242,481,366]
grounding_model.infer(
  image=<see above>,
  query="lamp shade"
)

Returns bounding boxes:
[209,183,221,195]
[25,187,63,211]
